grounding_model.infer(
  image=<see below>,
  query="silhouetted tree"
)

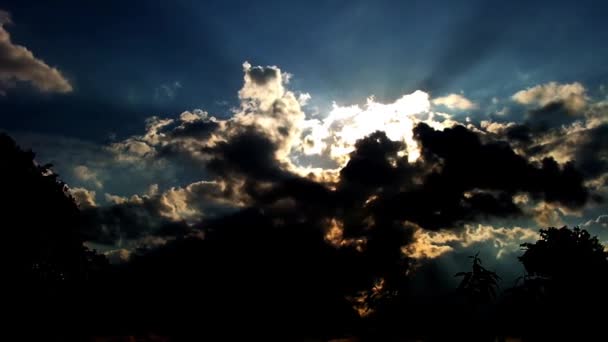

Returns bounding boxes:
[0,133,107,282]
[456,253,501,305]
[501,226,608,339]
[0,133,108,338]
[519,226,608,284]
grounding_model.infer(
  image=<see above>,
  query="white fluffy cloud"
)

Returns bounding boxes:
[0,9,72,94]
[512,82,587,112]
[298,91,438,168]
[432,93,477,110]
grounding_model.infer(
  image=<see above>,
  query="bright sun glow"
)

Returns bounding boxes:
[297,90,433,167]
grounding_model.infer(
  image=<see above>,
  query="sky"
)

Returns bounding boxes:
[1,0,607,286]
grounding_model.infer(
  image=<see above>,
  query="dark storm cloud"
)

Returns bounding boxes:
[78,178,241,245]
[340,122,589,231]
[504,123,533,144]
[526,101,579,127]
[80,199,185,244]
[84,117,595,245]
[413,123,588,208]
[575,123,608,179]
[203,128,289,182]
[495,110,607,182]
[168,119,219,139]
[339,131,412,190]
[246,63,280,85]
[97,119,597,333]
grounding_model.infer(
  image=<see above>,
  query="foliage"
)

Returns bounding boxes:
[455,253,501,304]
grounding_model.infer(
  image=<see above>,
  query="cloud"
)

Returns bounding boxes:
[155,81,182,102]
[6,53,607,336]
[82,179,238,244]
[582,214,608,244]
[68,186,97,209]
[404,225,458,259]
[9,131,192,203]
[298,90,432,167]
[480,120,516,134]
[512,82,587,112]
[104,248,131,264]
[73,165,102,188]
[324,218,366,252]
[432,93,477,110]
[17,62,597,283]
[405,224,539,259]
[0,9,72,94]
[532,201,565,227]
[583,214,608,228]
[574,123,608,179]
[376,122,590,230]
[239,61,286,110]
[63,64,591,254]
[486,106,608,183]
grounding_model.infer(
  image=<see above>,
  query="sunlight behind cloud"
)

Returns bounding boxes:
[298,90,431,167]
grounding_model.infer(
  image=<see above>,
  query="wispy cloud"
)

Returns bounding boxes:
[0,9,72,94]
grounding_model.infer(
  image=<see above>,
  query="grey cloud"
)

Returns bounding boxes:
[81,180,239,244]
[246,64,279,85]
[69,186,97,209]
[154,81,182,102]
[0,9,72,94]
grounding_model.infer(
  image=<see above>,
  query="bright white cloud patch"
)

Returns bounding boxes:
[298,90,433,166]
[0,9,72,94]
[432,93,477,110]
[512,82,587,112]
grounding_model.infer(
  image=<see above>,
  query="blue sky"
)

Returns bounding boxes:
[2,0,607,141]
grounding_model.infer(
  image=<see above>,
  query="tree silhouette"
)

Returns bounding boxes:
[0,133,108,337]
[519,226,608,284]
[517,226,608,308]
[502,226,608,339]
[456,253,501,305]
[0,133,106,283]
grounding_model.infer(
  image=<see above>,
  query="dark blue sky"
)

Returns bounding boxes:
[1,0,607,141]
